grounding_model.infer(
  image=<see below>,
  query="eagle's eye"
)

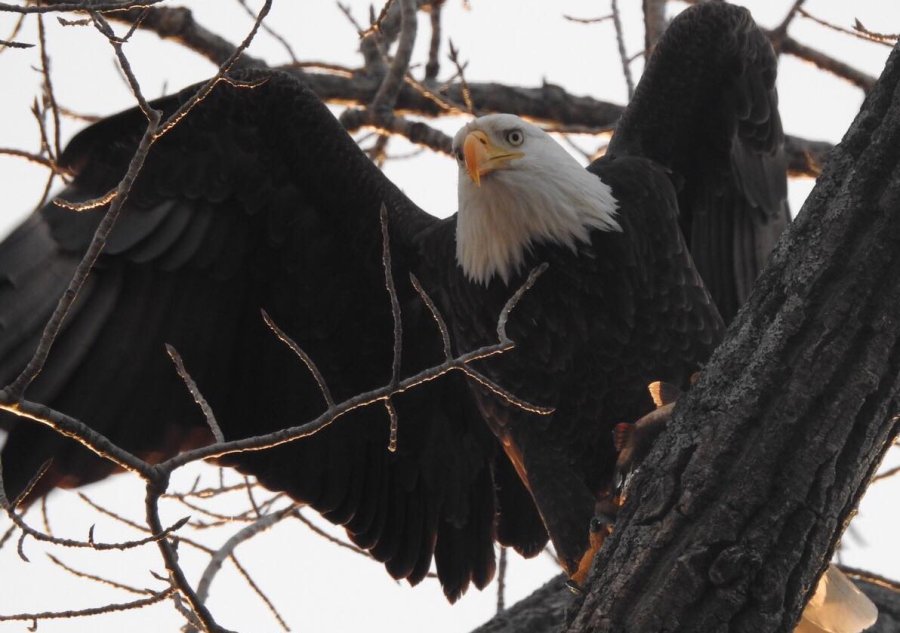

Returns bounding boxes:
[454,147,465,163]
[505,129,524,146]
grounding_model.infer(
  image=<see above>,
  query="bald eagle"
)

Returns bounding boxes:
[1,3,788,602]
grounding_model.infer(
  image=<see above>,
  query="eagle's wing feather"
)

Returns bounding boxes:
[607,2,789,321]
[0,70,531,600]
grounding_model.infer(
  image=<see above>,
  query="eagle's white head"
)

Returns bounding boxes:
[452,114,620,285]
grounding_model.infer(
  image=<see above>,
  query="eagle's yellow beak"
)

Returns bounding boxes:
[463,130,524,187]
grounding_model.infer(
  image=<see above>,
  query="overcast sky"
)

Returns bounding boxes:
[0,2,898,632]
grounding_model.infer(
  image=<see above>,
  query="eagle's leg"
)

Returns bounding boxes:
[566,488,618,592]
[501,427,598,581]
[614,380,684,482]
[567,380,688,592]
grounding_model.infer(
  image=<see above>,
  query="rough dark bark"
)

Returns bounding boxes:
[559,42,900,633]
[471,573,900,633]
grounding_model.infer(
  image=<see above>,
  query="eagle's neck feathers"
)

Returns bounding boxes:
[456,161,620,285]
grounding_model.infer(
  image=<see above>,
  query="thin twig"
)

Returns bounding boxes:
[261,309,335,409]
[610,0,633,99]
[293,510,368,556]
[872,464,900,482]
[166,344,224,443]
[379,202,403,388]
[371,0,417,120]
[360,0,397,38]
[0,588,176,624]
[0,459,189,552]
[770,0,807,44]
[0,1,165,14]
[194,505,298,607]
[497,546,507,612]
[0,399,153,478]
[78,492,216,555]
[447,39,473,113]
[564,14,613,25]
[425,0,442,80]
[236,0,298,62]
[496,263,548,342]
[37,13,60,160]
[797,8,894,48]
[409,273,452,360]
[0,11,26,52]
[229,555,290,632]
[3,7,164,400]
[853,19,899,44]
[152,2,272,140]
[385,398,399,452]
[459,365,554,416]
[46,553,159,596]
[0,147,64,173]
[145,481,233,633]
[0,37,30,48]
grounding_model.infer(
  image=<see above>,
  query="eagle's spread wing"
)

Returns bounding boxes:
[607,2,789,322]
[0,70,539,601]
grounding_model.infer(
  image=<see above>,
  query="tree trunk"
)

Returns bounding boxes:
[471,573,900,633]
[562,41,900,633]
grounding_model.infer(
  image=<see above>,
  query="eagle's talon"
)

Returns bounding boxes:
[565,579,586,595]
[590,513,615,532]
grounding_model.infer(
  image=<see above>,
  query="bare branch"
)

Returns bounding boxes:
[152,0,272,140]
[293,510,368,556]
[46,553,159,596]
[797,9,895,48]
[0,1,165,14]
[0,37,31,48]
[564,14,613,26]
[853,19,900,44]
[115,4,264,69]
[610,0,634,99]
[410,273,452,360]
[497,546,507,613]
[0,398,154,478]
[261,309,335,410]
[769,0,807,44]
[447,39,474,114]
[458,365,554,416]
[0,461,189,552]
[144,483,233,633]
[0,10,26,52]
[385,398,399,453]
[425,0,442,80]
[228,555,290,632]
[496,263,548,343]
[235,0,298,63]
[360,0,397,39]
[777,33,877,91]
[0,588,176,625]
[641,0,666,53]
[166,344,223,444]
[2,35,161,400]
[194,505,297,611]
[380,203,403,388]
[0,147,63,172]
